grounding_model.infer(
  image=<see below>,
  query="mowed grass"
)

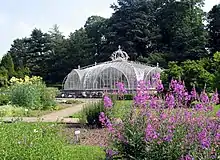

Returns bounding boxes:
[0,122,105,160]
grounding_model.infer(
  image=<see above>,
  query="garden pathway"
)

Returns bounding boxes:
[1,98,101,124]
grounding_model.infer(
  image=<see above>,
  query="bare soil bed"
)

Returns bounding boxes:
[61,124,109,147]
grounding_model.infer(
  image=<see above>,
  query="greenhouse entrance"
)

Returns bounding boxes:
[61,46,162,98]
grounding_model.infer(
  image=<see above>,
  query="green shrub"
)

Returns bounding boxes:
[10,83,57,110]
[0,93,10,105]
[10,83,42,109]
[0,105,25,117]
[80,101,105,127]
[40,87,58,110]
[124,94,134,100]
[109,94,134,101]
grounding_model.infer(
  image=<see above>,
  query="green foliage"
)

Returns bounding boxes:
[80,101,105,127]
[213,51,220,62]
[10,83,42,109]
[162,60,215,91]
[0,67,8,87]
[0,122,105,160]
[10,80,57,110]
[39,87,58,109]
[15,67,30,79]
[110,100,132,119]
[0,53,15,78]
[109,94,134,101]
[0,93,10,106]
[0,105,25,117]
[182,60,215,91]
[207,4,220,54]
[112,112,147,160]
[2,0,214,85]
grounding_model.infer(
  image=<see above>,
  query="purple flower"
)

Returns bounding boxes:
[104,95,113,108]
[99,112,106,125]
[198,129,211,149]
[106,119,114,132]
[195,103,203,111]
[211,90,219,104]
[145,124,158,141]
[106,149,118,159]
[116,82,127,94]
[181,154,194,160]
[163,134,173,142]
[216,110,220,118]
[160,113,167,120]
[191,87,197,99]
[184,91,191,102]
[215,133,220,141]
[150,97,157,109]
[200,90,209,104]
[134,95,147,107]
[165,93,175,109]
[156,80,164,92]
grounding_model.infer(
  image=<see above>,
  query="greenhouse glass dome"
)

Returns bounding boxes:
[62,46,162,94]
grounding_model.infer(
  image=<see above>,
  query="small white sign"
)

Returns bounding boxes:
[75,130,80,135]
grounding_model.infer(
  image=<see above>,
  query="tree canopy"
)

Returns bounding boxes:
[1,0,219,89]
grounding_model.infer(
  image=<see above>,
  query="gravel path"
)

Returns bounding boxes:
[1,98,101,123]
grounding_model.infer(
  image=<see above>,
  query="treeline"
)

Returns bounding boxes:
[0,0,220,89]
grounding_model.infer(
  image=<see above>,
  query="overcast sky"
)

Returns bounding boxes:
[0,0,219,58]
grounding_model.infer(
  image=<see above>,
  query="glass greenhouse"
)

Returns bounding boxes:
[62,46,162,95]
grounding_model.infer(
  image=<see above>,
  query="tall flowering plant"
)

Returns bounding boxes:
[100,74,220,160]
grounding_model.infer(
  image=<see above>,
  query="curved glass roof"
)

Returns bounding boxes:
[63,46,162,91]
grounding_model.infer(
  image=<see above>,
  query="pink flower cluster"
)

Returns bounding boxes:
[100,74,220,159]
[116,82,127,94]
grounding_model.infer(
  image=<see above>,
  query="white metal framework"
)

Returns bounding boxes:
[63,46,162,91]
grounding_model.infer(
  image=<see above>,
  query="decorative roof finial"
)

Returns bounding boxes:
[110,45,129,61]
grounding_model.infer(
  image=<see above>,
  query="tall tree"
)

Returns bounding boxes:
[47,24,67,84]
[207,4,220,54]
[84,16,107,62]
[65,28,94,70]
[0,53,15,78]
[27,28,52,78]
[157,0,207,63]
[9,38,30,69]
[103,0,161,61]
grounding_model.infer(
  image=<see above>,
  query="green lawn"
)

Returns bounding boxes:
[0,122,105,160]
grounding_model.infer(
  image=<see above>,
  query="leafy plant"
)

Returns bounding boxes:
[80,101,105,127]
[0,93,10,105]
[9,76,57,110]
[101,75,220,160]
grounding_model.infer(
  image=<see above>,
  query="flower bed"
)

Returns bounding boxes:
[100,74,220,160]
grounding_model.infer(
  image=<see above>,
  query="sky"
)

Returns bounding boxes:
[0,0,219,58]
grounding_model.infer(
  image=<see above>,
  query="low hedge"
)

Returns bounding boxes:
[109,94,134,101]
